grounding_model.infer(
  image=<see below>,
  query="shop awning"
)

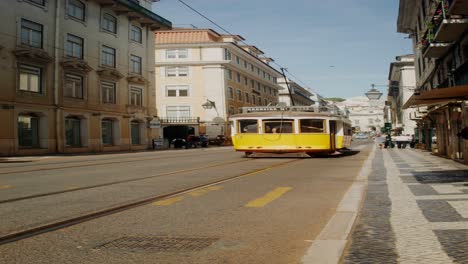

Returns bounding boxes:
[403,85,468,109]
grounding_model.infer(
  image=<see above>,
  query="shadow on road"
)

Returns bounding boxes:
[409,170,468,184]
[244,150,361,159]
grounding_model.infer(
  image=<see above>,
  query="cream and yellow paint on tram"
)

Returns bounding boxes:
[153,186,224,206]
[0,185,12,190]
[245,187,292,208]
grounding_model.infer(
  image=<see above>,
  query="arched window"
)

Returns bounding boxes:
[18,114,40,148]
[67,0,85,21]
[102,13,117,33]
[130,25,142,43]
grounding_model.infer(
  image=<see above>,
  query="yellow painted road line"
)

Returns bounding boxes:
[153,196,184,206]
[245,187,292,208]
[0,185,11,190]
[189,186,223,197]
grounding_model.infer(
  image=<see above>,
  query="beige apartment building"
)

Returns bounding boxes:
[154,29,282,141]
[0,0,171,156]
[398,0,468,164]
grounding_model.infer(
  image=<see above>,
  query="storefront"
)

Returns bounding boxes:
[403,86,468,164]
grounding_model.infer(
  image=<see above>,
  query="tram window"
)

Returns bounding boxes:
[264,120,294,133]
[239,120,258,133]
[300,119,325,133]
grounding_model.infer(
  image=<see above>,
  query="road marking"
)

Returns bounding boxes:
[154,186,223,205]
[0,185,11,190]
[189,186,223,197]
[245,187,292,208]
[153,196,184,206]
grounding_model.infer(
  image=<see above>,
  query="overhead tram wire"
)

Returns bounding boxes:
[175,0,315,94]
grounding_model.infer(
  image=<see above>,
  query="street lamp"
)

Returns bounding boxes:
[202,99,224,135]
[365,85,383,101]
[202,99,219,116]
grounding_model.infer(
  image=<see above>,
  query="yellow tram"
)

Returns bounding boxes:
[229,106,352,156]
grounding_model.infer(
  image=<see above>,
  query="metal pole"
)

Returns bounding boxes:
[280,68,295,106]
[441,0,446,19]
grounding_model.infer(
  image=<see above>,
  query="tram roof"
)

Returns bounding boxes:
[230,111,348,119]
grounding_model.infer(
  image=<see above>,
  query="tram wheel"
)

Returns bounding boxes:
[244,152,252,157]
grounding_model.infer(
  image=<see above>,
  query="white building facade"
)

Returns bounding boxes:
[336,89,385,133]
[154,29,282,140]
[387,54,418,135]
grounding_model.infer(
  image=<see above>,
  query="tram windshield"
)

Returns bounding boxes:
[264,119,294,133]
[300,119,325,133]
[238,120,258,133]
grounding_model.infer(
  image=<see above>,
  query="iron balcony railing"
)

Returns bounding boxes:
[159,117,200,124]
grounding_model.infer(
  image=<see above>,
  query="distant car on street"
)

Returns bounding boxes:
[354,133,368,139]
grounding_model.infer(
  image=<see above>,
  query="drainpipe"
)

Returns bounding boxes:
[54,0,61,153]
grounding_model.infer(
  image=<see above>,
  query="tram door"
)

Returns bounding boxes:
[329,120,337,151]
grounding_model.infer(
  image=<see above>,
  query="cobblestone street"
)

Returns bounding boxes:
[343,148,468,264]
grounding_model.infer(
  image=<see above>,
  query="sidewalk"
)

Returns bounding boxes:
[343,148,468,264]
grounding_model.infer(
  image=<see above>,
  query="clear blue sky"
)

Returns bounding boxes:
[152,0,413,98]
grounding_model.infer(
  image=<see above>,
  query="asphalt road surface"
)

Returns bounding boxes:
[0,143,372,264]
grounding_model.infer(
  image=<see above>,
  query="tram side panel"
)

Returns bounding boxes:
[232,118,332,153]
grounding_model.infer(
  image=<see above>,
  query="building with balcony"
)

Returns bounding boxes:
[387,54,418,135]
[277,77,315,106]
[154,28,282,141]
[398,0,468,164]
[0,0,171,156]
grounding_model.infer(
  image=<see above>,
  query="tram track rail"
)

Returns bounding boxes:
[0,158,300,245]
[0,159,252,204]
[0,149,233,175]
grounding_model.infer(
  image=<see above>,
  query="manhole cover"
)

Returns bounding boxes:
[96,236,219,252]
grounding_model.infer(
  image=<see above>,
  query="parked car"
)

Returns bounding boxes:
[186,135,201,148]
[200,134,209,148]
[171,138,186,148]
[208,135,226,146]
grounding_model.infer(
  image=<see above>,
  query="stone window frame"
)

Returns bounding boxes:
[65,0,86,23]
[64,73,85,100]
[100,45,116,68]
[129,86,144,106]
[100,80,117,104]
[17,63,44,95]
[20,18,43,49]
[17,113,41,148]
[64,116,82,147]
[228,87,234,100]
[165,105,191,119]
[165,66,189,77]
[130,119,146,145]
[237,89,242,102]
[165,85,190,97]
[166,49,188,60]
[129,54,142,75]
[100,10,118,36]
[130,24,143,44]
[65,33,84,59]
[19,0,48,10]
[15,109,50,150]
